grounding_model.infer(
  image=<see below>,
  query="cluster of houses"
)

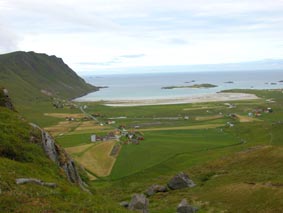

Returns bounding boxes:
[91,132,118,142]
[90,125,145,145]
[53,101,64,109]
[226,106,273,119]
[226,121,235,128]
[117,125,145,144]
[249,107,273,117]
[224,103,236,109]
[106,120,116,125]
[226,107,273,128]
[122,131,144,145]
[52,99,78,109]
[98,120,116,126]
[65,116,91,122]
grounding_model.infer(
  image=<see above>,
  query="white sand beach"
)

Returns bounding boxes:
[103,92,259,107]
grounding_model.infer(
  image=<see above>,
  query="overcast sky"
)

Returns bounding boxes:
[0,0,283,74]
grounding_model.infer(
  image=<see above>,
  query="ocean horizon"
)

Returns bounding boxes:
[76,70,283,102]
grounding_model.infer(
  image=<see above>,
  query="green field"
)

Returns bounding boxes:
[37,89,283,183]
[56,133,93,148]
[3,88,283,212]
[111,129,238,179]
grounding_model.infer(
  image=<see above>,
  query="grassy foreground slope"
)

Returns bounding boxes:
[0,92,125,212]
[0,51,96,105]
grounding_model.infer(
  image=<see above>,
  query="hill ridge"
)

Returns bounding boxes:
[0,51,97,104]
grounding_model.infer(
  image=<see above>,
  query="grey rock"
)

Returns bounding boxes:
[42,131,59,163]
[119,201,129,208]
[145,184,168,196]
[16,178,57,188]
[3,88,8,96]
[30,123,89,193]
[128,194,149,213]
[1,88,15,111]
[177,199,198,213]
[167,172,195,190]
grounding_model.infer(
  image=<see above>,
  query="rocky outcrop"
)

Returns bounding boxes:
[16,178,57,188]
[128,194,149,213]
[30,123,89,192]
[145,184,168,197]
[177,199,198,213]
[0,88,15,111]
[167,172,196,190]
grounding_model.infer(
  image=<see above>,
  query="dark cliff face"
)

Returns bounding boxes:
[0,88,15,111]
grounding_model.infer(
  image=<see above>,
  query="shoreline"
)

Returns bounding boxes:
[78,92,259,107]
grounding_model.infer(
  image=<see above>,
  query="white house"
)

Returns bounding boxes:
[91,134,96,142]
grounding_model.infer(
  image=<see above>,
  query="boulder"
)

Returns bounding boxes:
[0,88,15,111]
[128,194,149,213]
[167,172,195,190]
[119,201,129,208]
[16,178,57,188]
[145,184,168,196]
[177,199,198,213]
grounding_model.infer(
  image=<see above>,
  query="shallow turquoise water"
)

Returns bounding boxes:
[76,70,283,101]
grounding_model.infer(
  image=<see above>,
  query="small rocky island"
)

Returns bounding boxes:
[184,80,196,83]
[224,81,234,83]
[162,83,217,89]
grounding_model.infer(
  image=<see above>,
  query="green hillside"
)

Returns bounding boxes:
[0,51,96,105]
[1,50,282,212]
[0,90,125,212]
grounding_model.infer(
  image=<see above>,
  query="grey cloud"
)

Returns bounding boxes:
[3,1,283,38]
[2,0,122,34]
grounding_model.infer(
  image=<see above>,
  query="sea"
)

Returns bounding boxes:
[76,70,283,102]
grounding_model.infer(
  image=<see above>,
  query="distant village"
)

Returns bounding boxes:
[225,102,273,128]
[53,98,274,144]
[90,125,145,145]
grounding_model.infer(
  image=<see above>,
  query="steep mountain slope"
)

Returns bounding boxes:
[0,51,96,104]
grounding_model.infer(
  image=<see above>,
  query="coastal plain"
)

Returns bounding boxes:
[30,88,283,212]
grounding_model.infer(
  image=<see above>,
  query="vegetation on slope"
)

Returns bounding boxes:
[0,51,97,105]
[0,100,126,212]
